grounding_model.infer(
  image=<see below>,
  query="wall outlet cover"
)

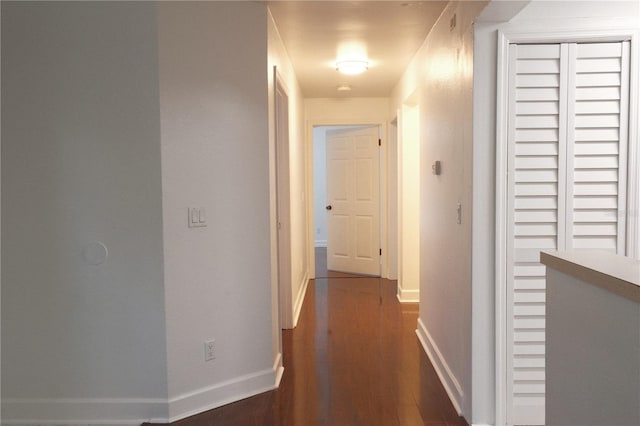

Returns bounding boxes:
[204,340,215,362]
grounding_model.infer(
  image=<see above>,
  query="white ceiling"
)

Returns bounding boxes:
[267,1,449,98]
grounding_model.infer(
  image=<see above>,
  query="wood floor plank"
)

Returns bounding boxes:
[144,250,468,426]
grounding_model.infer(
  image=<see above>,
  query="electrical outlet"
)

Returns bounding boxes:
[204,340,215,362]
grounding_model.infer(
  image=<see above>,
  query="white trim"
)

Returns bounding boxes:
[273,351,285,388]
[0,354,282,426]
[1,397,167,425]
[416,318,463,415]
[306,120,316,279]
[618,40,631,255]
[495,27,640,426]
[274,68,293,330]
[494,29,509,426]
[626,31,640,260]
[314,239,327,248]
[292,272,309,328]
[396,287,419,303]
[167,365,279,422]
[501,29,636,45]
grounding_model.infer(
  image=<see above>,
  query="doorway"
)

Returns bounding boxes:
[313,125,382,278]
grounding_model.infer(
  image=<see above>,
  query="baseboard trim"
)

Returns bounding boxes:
[168,363,279,422]
[1,397,167,425]
[314,240,327,248]
[292,272,309,328]
[416,318,464,415]
[3,352,285,425]
[396,287,419,303]
[273,351,284,388]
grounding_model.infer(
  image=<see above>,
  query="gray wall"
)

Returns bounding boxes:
[1,1,168,420]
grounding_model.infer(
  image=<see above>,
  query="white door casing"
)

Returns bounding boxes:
[505,40,630,425]
[274,71,293,329]
[326,126,381,276]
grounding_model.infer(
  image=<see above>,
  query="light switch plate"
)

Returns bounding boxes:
[188,207,207,228]
[432,160,441,175]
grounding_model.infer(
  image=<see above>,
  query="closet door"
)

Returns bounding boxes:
[507,43,565,425]
[566,42,629,253]
[506,41,629,425]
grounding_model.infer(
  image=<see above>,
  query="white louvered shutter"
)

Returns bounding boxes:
[506,41,629,425]
[566,42,629,253]
[507,43,564,426]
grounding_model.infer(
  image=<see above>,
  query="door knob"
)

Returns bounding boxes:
[326,205,332,210]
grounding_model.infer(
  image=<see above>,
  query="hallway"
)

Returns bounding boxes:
[156,267,467,425]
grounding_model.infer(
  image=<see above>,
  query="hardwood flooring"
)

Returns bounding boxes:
[146,250,467,426]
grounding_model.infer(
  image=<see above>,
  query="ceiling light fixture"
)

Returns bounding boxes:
[336,60,368,75]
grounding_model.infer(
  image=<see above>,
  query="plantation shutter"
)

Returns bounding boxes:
[507,43,564,426]
[566,42,629,253]
[506,41,629,425]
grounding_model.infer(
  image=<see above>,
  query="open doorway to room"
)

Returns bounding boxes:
[396,99,420,302]
[313,125,387,279]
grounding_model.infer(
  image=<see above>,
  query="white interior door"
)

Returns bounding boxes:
[326,126,380,276]
[506,41,629,425]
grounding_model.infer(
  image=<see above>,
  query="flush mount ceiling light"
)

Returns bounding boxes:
[336,60,368,75]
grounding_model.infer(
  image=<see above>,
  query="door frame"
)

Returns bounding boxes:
[306,120,388,279]
[274,69,293,329]
[397,99,420,302]
[388,117,399,280]
[495,28,639,425]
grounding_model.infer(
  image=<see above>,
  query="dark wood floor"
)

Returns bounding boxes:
[147,250,467,426]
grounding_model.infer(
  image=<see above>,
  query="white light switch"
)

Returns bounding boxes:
[188,207,207,228]
[432,160,442,175]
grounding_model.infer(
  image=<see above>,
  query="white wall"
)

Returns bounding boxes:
[157,3,278,420]
[473,1,640,424]
[304,98,390,278]
[268,8,308,330]
[313,127,328,247]
[390,1,488,421]
[1,2,168,422]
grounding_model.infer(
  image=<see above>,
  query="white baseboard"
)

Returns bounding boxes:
[167,362,280,422]
[273,351,284,388]
[314,240,327,248]
[292,272,309,328]
[1,397,167,425]
[416,318,464,415]
[2,356,283,425]
[396,287,419,303]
